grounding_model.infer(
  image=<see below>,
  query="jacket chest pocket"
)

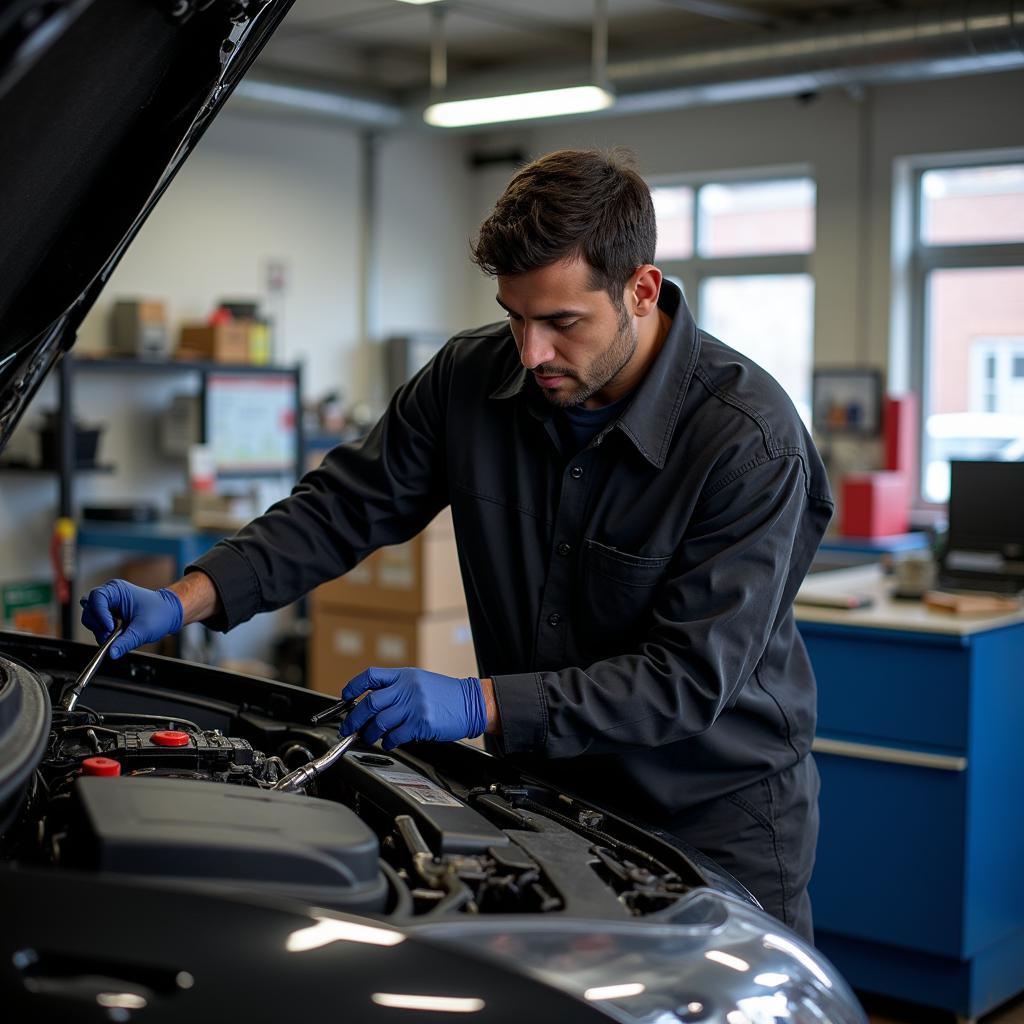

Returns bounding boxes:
[578,539,672,654]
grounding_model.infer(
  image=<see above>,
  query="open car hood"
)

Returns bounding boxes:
[0,0,295,452]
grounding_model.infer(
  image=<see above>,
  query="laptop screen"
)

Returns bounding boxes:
[948,460,1024,557]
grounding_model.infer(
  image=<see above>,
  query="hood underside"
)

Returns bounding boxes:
[0,0,295,452]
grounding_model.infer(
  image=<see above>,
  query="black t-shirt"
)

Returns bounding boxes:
[558,392,632,453]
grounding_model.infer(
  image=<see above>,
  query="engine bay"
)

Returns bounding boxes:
[1,639,712,924]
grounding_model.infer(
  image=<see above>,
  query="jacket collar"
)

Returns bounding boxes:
[488,280,700,468]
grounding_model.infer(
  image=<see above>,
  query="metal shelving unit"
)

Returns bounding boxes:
[50,354,303,638]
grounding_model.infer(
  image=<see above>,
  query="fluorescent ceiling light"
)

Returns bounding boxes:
[424,85,614,128]
[395,0,444,4]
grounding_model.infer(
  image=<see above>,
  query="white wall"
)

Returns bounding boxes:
[77,108,365,392]
[367,132,481,404]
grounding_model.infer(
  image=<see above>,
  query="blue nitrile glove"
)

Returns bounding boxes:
[80,579,184,659]
[339,666,487,751]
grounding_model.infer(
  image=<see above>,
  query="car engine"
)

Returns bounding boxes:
[1,646,710,924]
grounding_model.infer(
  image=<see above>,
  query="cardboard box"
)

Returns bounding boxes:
[312,509,466,618]
[177,323,252,364]
[110,300,169,359]
[309,608,477,696]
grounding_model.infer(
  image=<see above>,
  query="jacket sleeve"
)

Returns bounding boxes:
[491,451,833,757]
[187,346,453,632]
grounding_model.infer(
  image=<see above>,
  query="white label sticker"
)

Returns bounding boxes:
[333,629,363,655]
[376,634,408,662]
[378,565,416,590]
[371,767,462,807]
[346,563,373,585]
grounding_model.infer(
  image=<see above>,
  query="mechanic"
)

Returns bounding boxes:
[82,148,833,942]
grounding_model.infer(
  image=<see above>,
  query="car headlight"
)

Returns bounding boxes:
[416,889,866,1024]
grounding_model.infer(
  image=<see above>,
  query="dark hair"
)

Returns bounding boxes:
[470,148,656,305]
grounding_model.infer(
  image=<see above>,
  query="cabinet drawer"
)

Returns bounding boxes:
[810,743,967,958]
[799,624,970,752]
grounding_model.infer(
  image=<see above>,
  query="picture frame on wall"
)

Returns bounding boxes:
[812,368,883,436]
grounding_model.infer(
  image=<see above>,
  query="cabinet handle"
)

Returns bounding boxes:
[813,737,967,772]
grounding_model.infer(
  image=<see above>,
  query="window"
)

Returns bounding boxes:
[912,161,1024,504]
[652,174,815,424]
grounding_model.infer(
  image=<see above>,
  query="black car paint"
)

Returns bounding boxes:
[3,868,603,1023]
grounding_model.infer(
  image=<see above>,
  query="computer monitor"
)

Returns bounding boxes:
[947,460,1024,558]
[202,371,300,477]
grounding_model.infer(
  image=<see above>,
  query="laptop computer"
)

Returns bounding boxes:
[939,460,1024,595]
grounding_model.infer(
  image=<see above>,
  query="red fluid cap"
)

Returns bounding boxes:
[82,757,121,777]
[151,730,190,747]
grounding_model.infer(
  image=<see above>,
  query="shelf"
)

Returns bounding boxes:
[0,461,116,474]
[71,356,299,375]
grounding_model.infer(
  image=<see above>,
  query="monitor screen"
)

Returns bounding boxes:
[203,372,298,475]
[947,460,1024,554]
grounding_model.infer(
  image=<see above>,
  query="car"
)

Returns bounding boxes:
[0,3,867,1022]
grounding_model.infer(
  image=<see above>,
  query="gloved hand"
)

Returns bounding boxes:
[339,666,487,751]
[80,579,184,659]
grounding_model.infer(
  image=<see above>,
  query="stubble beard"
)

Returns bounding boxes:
[541,304,638,409]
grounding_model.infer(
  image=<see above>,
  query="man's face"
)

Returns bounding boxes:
[496,257,637,409]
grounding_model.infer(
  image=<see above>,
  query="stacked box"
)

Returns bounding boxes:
[309,509,477,695]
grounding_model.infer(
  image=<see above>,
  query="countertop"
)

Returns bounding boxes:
[794,564,1024,636]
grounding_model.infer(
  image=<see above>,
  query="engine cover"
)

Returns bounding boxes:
[70,776,387,913]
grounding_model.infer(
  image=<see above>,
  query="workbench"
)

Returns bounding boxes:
[796,565,1024,1021]
[76,519,225,579]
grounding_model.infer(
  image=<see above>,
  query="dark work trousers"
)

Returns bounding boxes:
[664,755,820,944]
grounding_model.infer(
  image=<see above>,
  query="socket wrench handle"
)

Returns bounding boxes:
[62,621,124,712]
[272,732,359,793]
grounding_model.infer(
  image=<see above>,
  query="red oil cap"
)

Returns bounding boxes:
[81,757,121,777]
[151,730,190,747]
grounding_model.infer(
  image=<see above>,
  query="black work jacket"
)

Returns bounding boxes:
[191,282,834,819]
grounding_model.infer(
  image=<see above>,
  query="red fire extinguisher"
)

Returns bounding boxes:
[50,517,76,607]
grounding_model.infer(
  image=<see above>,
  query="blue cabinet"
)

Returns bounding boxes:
[796,568,1024,1020]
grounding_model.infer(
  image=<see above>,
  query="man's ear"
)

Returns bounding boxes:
[627,265,663,317]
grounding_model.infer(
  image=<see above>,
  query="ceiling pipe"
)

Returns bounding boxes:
[233,1,1023,128]
[607,1,1023,87]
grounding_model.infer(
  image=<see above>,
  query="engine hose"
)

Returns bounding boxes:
[429,880,475,916]
[378,857,414,918]
[96,712,203,733]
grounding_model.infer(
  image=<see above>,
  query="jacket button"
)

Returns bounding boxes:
[557,542,571,557]
[548,612,562,626]
[570,466,583,479]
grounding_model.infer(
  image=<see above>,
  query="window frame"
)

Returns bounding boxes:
[908,157,1024,510]
[650,167,816,321]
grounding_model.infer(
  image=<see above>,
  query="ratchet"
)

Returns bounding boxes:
[276,694,365,792]
[62,621,125,712]
[272,732,359,793]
